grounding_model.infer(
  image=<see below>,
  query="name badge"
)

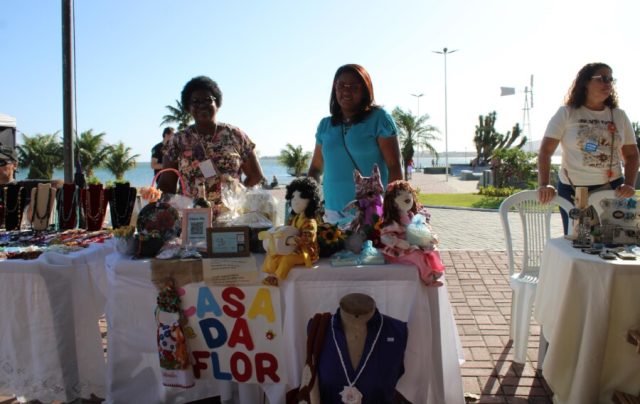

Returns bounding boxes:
[199,159,218,179]
[584,140,598,153]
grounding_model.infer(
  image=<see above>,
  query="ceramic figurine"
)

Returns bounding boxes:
[379,180,445,286]
[261,177,321,285]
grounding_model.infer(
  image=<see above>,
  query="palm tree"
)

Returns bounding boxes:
[16,132,64,179]
[277,144,312,177]
[104,142,140,180]
[76,129,112,178]
[391,107,440,178]
[160,100,192,130]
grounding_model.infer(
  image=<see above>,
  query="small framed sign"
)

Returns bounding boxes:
[207,226,251,257]
[182,208,213,250]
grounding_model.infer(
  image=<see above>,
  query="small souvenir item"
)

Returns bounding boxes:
[380,180,445,286]
[109,182,137,229]
[260,177,320,285]
[81,183,109,231]
[3,184,25,231]
[343,164,384,243]
[56,183,79,230]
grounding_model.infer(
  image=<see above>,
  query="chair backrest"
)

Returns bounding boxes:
[499,190,574,277]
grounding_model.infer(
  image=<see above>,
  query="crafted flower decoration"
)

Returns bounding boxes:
[317,222,346,257]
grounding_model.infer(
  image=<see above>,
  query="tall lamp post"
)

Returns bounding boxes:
[433,47,458,181]
[411,93,423,167]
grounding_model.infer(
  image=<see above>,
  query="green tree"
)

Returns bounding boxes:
[473,111,526,165]
[491,147,537,189]
[277,144,311,177]
[16,132,64,179]
[76,129,112,178]
[392,107,440,177]
[104,142,140,180]
[160,100,192,130]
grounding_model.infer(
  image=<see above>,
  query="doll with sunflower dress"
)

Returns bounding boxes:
[261,178,321,286]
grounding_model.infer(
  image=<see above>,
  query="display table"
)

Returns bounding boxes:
[104,253,464,404]
[534,238,640,403]
[0,242,113,402]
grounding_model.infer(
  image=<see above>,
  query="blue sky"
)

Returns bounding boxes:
[1,0,639,161]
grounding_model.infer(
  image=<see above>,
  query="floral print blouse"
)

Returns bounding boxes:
[164,123,255,205]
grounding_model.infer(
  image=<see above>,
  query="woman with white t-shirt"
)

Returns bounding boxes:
[537,62,639,233]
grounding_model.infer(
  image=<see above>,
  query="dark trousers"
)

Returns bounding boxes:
[556,177,624,234]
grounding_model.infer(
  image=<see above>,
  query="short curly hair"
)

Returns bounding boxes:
[285,177,321,219]
[181,76,223,110]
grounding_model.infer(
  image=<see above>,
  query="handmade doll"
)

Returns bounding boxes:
[380,180,445,286]
[261,177,321,285]
[344,164,384,234]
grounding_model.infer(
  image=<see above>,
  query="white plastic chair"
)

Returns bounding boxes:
[499,190,574,364]
[587,189,618,218]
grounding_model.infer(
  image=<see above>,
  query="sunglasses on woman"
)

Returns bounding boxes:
[591,75,616,84]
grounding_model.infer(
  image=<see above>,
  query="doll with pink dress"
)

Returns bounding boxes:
[380,180,445,286]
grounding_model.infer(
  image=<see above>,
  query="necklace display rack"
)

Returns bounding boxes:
[3,184,25,231]
[109,182,137,229]
[29,183,56,231]
[57,183,79,230]
[81,184,109,231]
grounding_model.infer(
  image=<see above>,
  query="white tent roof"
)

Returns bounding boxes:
[0,113,16,128]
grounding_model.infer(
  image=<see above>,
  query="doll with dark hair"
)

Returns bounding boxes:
[380,180,445,286]
[261,177,321,286]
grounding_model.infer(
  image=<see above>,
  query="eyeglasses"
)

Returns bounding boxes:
[0,160,10,167]
[591,75,616,84]
[190,96,216,107]
[335,82,362,92]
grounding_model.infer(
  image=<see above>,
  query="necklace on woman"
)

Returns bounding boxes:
[606,108,617,181]
[331,311,384,404]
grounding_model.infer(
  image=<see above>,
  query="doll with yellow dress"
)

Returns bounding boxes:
[261,177,321,286]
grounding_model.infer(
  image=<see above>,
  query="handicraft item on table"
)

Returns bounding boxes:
[155,278,194,388]
[81,183,109,231]
[108,182,137,229]
[343,164,384,251]
[136,201,181,258]
[28,183,56,231]
[380,180,445,286]
[260,177,320,285]
[3,183,25,231]
[56,183,79,230]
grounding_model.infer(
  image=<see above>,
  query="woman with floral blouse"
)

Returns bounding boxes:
[158,76,265,218]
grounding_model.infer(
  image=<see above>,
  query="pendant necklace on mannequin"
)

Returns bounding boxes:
[31,186,53,226]
[331,311,384,404]
[59,186,78,224]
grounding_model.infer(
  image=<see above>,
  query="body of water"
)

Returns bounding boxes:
[16,157,291,188]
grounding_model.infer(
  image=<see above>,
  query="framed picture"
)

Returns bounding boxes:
[182,208,213,250]
[207,226,251,257]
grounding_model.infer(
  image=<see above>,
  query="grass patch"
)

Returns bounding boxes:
[418,193,505,209]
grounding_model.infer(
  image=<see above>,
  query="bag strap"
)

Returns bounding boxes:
[342,124,361,172]
[293,312,331,403]
[152,168,189,195]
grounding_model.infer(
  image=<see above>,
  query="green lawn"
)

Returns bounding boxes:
[418,193,504,209]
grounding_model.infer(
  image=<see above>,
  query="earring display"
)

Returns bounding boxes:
[29,183,56,231]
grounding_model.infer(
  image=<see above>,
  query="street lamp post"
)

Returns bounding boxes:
[411,93,423,168]
[433,47,458,181]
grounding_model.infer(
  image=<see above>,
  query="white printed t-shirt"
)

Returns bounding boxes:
[544,106,636,186]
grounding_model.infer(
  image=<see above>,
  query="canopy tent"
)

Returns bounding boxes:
[0,113,16,148]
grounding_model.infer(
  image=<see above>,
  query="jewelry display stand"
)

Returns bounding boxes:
[81,184,109,231]
[57,183,79,230]
[29,183,56,231]
[3,184,25,231]
[109,182,137,229]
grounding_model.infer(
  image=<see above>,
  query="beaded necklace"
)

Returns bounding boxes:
[30,185,54,229]
[58,185,78,225]
[331,311,384,404]
[4,185,23,230]
[84,186,105,223]
[110,186,136,227]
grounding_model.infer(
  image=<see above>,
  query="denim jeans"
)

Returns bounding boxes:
[556,177,624,234]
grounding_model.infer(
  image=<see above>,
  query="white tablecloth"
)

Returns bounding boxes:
[0,242,113,402]
[104,253,464,404]
[534,238,640,403]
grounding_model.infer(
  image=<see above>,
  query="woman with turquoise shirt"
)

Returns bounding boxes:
[308,64,403,223]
